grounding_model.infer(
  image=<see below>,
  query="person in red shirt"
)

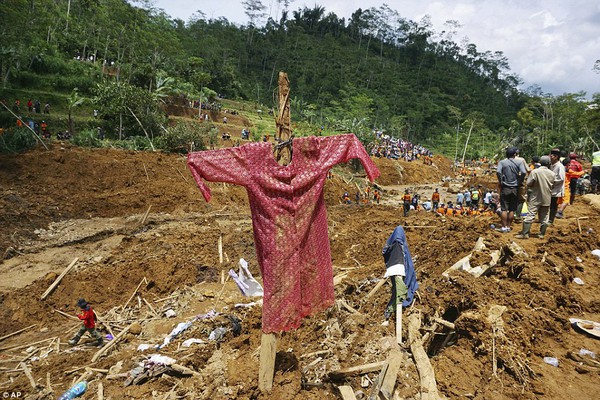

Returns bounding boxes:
[567,153,584,205]
[69,298,103,346]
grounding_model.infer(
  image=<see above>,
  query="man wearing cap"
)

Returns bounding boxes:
[548,148,565,224]
[496,146,527,232]
[515,156,554,239]
[69,298,103,347]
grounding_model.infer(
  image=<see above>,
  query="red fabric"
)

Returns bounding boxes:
[78,307,96,329]
[188,134,380,333]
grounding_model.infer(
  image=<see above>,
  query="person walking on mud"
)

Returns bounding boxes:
[69,298,103,347]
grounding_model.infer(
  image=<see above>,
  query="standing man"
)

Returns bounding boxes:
[431,188,440,212]
[515,156,554,239]
[402,189,412,217]
[514,149,531,221]
[548,148,565,224]
[496,146,527,233]
[592,148,600,194]
[566,153,583,204]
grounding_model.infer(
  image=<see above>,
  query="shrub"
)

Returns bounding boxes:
[0,127,38,153]
[156,120,217,153]
[72,129,103,148]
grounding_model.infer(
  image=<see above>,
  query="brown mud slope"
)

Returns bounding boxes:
[0,143,599,400]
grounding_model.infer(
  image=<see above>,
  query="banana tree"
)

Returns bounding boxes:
[67,88,85,136]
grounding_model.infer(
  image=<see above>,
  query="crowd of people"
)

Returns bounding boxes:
[368,132,433,162]
[494,146,598,239]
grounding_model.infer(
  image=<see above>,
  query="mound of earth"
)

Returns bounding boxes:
[0,142,599,400]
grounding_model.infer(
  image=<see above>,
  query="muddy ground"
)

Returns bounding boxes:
[0,138,599,400]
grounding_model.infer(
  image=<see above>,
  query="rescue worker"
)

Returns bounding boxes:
[402,189,411,217]
[431,188,440,211]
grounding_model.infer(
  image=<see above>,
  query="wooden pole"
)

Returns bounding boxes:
[122,277,147,310]
[258,333,277,391]
[41,258,79,300]
[140,205,152,225]
[396,304,402,344]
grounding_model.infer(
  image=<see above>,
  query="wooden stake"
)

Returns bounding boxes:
[140,205,152,225]
[122,277,147,310]
[218,235,223,265]
[577,217,582,234]
[40,258,79,300]
[98,382,104,400]
[396,304,402,344]
[0,324,37,342]
[143,164,149,182]
[258,333,277,391]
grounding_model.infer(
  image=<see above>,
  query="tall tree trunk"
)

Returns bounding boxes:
[461,120,475,164]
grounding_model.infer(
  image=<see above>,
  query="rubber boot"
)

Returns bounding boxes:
[538,224,548,239]
[515,222,531,239]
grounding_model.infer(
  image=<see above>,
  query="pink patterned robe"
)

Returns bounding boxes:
[187,134,380,332]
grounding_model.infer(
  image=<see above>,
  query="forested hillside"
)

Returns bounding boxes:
[1,0,599,158]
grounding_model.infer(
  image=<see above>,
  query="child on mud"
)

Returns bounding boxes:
[69,298,103,347]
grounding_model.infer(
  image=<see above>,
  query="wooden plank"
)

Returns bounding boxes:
[91,324,132,363]
[0,337,55,352]
[20,362,38,389]
[379,350,403,400]
[338,385,358,400]
[408,313,443,400]
[40,258,79,300]
[258,333,276,391]
[0,324,37,342]
[329,361,386,380]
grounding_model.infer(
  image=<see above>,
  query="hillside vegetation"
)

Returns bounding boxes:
[1,0,599,158]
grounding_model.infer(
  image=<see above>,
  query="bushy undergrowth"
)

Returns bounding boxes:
[156,120,218,153]
[0,128,38,153]
[71,129,103,148]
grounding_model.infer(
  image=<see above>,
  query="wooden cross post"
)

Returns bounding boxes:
[258,71,294,391]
